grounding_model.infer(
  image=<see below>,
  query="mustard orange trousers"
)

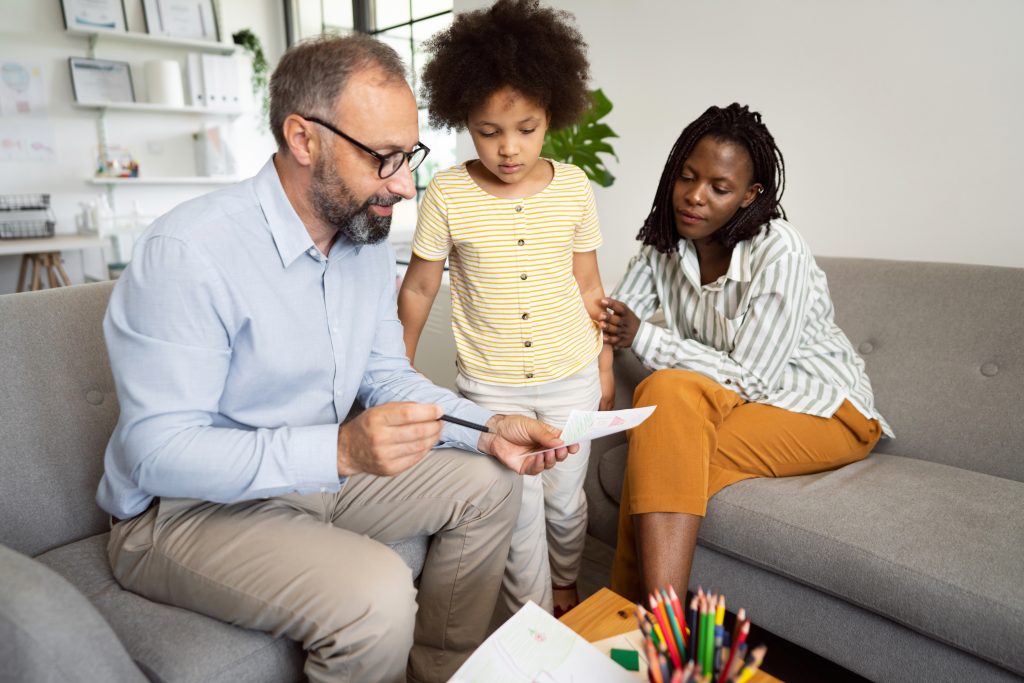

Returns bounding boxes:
[611,369,881,599]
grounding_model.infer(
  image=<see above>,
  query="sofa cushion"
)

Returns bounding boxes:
[818,257,1024,483]
[0,282,118,557]
[37,533,429,682]
[0,543,147,683]
[699,454,1024,676]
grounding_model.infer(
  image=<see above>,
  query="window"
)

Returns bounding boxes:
[285,1,456,197]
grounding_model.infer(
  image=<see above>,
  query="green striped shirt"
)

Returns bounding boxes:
[612,219,892,436]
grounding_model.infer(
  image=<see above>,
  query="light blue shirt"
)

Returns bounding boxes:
[97,157,494,519]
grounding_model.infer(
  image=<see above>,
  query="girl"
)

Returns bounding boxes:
[599,103,893,600]
[398,0,612,618]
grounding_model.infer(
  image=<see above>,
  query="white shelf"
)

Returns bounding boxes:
[89,177,240,186]
[67,28,238,54]
[73,101,243,116]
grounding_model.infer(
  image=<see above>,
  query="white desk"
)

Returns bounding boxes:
[0,235,105,292]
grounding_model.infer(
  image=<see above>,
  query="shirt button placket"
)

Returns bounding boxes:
[515,202,534,380]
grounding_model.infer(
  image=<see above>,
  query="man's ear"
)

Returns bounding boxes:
[741,183,763,209]
[282,114,317,167]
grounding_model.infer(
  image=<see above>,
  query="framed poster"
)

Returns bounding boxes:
[60,0,128,32]
[144,0,220,42]
[68,58,135,104]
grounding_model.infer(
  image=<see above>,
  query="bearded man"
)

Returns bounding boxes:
[97,34,574,683]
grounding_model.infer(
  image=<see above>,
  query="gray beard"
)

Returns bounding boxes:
[310,149,397,246]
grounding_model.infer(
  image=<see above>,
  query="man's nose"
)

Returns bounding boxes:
[385,161,417,200]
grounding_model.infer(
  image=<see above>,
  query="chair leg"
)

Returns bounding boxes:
[16,254,29,293]
[45,254,59,289]
[54,254,73,287]
[30,255,42,291]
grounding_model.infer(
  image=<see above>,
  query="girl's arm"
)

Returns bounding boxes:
[573,250,615,410]
[397,255,446,365]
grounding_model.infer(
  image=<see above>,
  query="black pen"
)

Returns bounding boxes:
[439,414,490,433]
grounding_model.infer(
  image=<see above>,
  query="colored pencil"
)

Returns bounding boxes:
[668,585,688,649]
[721,619,749,681]
[438,414,490,432]
[660,588,687,662]
[650,594,683,669]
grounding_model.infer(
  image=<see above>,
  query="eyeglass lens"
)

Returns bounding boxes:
[381,147,428,178]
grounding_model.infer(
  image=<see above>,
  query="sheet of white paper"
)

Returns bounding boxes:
[591,629,649,680]
[519,406,657,458]
[449,601,637,683]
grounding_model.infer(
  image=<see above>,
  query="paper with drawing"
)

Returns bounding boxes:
[449,601,636,683]
[520,406,656,458]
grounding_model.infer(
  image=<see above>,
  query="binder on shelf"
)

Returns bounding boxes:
[200,54,239,111]
[186,53,204,106]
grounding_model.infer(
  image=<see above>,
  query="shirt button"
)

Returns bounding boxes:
[518,239,525,246]
[693,327,699,334]
[724,379,733,385]
[522,313,529,320]
[524,341,532,348]
[525,373,534,379]
[515,206,523,212]
[520,273,528,280]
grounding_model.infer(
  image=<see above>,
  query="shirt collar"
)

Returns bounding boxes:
[253,155,319,268]
[677,235,754,289]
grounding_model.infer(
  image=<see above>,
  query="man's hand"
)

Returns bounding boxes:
[337,402,443,477]
[599,298,641,349]
[477,415,579,475]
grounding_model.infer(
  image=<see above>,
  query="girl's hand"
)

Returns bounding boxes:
[599,298,641,349]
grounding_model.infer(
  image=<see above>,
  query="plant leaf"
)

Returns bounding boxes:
[543,89,619,187]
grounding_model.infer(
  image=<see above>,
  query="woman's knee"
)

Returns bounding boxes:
[634,369,721,410]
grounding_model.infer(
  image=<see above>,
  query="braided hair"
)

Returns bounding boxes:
[637,103,786,253]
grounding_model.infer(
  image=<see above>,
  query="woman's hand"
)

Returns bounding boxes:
[599,298,641,349]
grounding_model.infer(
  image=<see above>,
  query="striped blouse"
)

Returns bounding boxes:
[412,160,604,385]
[612,219,893,436]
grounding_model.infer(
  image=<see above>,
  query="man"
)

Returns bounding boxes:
[97,34,575,683]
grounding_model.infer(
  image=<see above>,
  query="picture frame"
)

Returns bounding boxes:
[60,0,128,32]
[143,0,220,42]
[68,57,135,104]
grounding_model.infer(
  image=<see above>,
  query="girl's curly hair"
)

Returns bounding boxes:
[420,0,591,131]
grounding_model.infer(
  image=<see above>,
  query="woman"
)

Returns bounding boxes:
[599,103,893,599]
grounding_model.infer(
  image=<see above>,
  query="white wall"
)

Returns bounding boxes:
[456,0,1024,285]
[0,0,286,293]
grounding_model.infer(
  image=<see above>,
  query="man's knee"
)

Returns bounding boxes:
[318,543,418,649]
[453,452,522,524]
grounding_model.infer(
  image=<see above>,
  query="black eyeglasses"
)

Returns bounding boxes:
[301,115,430,179]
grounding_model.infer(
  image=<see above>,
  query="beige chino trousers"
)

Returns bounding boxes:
[108,448,522,683]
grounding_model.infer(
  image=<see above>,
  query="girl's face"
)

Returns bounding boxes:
[467,87,550,188]
[672,136,762,246]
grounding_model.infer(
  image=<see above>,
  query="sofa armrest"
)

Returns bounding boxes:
[0,543,147,683]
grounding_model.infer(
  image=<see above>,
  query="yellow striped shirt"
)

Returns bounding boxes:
[412,160,604,385]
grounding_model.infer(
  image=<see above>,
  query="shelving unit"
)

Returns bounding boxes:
[88,177,239,185]
[66,28,238,55]
[73,101,243,116]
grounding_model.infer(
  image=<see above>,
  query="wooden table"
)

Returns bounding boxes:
[560,588,780,682]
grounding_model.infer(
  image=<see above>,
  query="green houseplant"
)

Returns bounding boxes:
[232,29,269,125]
[541,88,619,187]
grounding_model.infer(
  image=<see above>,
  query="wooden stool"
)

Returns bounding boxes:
[16,252,72,293]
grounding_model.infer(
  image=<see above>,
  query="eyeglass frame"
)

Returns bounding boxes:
[299,115,430,179]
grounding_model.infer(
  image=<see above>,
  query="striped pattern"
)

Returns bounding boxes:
[613,219,892,435]
[413,160,604,385]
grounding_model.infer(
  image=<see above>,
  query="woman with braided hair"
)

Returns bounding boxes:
[598,103,893,599]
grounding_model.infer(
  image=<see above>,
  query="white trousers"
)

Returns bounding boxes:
[457,359,601,616]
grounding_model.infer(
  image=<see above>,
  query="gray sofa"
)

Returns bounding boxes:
[0,281,428,682]
[585,257,1024,682]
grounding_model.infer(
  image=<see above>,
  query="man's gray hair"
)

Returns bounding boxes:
[269,33,408,150]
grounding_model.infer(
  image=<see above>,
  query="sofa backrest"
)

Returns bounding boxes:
[817,257,1023,483]
[0,281,118,556]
